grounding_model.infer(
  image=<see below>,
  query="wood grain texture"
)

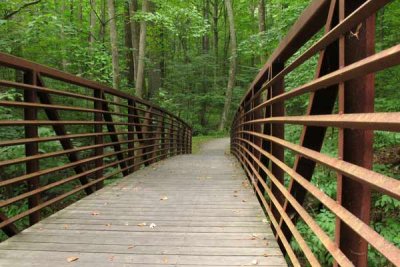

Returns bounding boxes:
[0,138,286,266]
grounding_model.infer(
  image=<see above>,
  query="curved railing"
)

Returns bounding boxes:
[0,53,191,238]
[231,0,400,266]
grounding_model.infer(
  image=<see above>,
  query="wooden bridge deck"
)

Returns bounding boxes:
[0,138,286,267]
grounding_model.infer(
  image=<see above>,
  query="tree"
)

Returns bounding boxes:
[136,0,150,99]
[107,0,121,107]
[219,0,237,131]
[258,0,266,63]
[124,1,135,88]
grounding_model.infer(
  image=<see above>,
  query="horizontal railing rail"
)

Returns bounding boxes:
[231,0,400,266]
[0,53,192,238]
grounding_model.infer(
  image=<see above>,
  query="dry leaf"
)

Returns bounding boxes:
[242,199,247,202]
[233,194,238,197]
[149,223,157,229]
[105,223,111,227]
[263,253,269,257]
[251,259,259,265]
[160,196,168,201]
[67,256,79,263]
[251,234,259,240]
[137,222,147,227]
[63,224,69,229]
[128,245,135,249]
[91,211,100,216]
[162,256,169,263]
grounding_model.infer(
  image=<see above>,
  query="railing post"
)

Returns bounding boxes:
[127,99,135,173]
[270,61,285,214]
[170,119,175,156]
[160,115,167,159]
[337,1,375,265]
[189,128,192,154]
[94,89,104,189]
[142,107,153,165]
[153,110,162,161]
[179,124,183,155]
[23,70,40,225]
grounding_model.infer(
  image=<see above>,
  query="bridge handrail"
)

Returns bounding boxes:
[231,0,400,266]
[0,53,192,238]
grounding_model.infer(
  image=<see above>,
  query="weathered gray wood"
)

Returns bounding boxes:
[0,138,286,266]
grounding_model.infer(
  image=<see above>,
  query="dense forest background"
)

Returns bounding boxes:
[0,0,399,266]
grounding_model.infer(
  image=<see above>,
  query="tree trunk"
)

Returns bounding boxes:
[107,0,121,109]
[89,0,96,51]
[258,0,267,63]
[136,0,150,99]
[200,0,211,128]
[60,0,68,71]
[129,0,140,80]
[219,0,237,131]
[99,0,106,42]
[124,2,135,89]
[212,0,220,91]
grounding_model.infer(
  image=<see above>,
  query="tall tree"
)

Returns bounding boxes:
[200,0,211,127]
[107,0,121,106]
[124,1,135,88]
[129,0,140,79]
[89,0,96,52]
[258,0,267,63]
[136,0,150,98]
[60,0,68,71]
[219,0,237,131]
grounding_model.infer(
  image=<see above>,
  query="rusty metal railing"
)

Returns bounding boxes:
[0,53,192,238]
[231,0,399,266]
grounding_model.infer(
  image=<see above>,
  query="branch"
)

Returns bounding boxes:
[3,0,42,20]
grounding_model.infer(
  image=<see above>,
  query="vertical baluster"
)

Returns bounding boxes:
[161,115,166,159]
[127,99,135,173]
[170,119,175,156]
[24,70,40,225]
[94,89,104,189]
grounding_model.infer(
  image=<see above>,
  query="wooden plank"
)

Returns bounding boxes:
[0,138,286,266]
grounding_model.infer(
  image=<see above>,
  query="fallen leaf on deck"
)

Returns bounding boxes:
[160,196,168,201]
[242,199,247,202]
[251,234,259,240]
[137,222,147,226]
[105,223,111,227]
[162,256,169,263]
[67,256,79,263]
[251,259,259,265]
[64,224,69,229]
[91,211,100,216]
[233,195,238,197]
[263,253,269,257]
[128,245,135,249]
[149,223,157,229]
